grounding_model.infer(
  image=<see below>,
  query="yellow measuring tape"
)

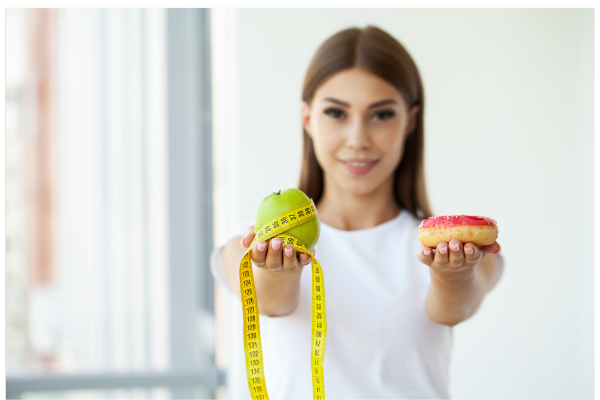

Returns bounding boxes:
[239,199,327,399]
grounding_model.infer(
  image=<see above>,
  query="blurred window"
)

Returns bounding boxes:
[6,8,220,399]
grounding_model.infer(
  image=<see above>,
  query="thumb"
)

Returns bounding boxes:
[479,241,501,254]
[240,225,256,248]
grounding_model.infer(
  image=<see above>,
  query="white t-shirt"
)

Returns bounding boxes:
[210,209,504,399]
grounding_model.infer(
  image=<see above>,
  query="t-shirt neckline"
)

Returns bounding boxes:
[320,208,405,235]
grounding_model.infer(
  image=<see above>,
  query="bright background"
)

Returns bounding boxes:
[211,8,594,399]
[6,8,218,399]
[5,7,594,400]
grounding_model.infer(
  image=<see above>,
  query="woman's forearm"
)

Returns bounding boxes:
[424,267,490,327]
[253,266,303,317]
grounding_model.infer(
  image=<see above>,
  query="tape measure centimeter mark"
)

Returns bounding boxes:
[240,199,327,399]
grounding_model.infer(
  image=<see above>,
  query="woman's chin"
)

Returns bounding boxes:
[337,180,383,196]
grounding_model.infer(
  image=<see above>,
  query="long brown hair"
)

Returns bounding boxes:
[297,26,432,219]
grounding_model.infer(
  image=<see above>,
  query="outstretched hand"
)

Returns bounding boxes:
[240,225,316,274]
[417,239,501,274]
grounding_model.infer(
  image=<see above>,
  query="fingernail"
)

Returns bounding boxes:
[498,244,501,253]
[450,243,459,252]
[284,247,293,257]
[424,248,431,256]
[300,253,308,261]
[271,239,281,251]
[465,247,473,255]
[440,246,447,255]
[257,242,266,252]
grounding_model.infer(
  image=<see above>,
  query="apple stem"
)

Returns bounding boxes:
[274,190,281,195]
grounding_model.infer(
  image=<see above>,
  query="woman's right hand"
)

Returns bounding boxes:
[240,225,315,273]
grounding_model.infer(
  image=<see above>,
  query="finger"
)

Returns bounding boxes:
[265,237,283,271]
[240,226,256,248]
[463,242,483,266]
[298,248,315,267]
[447,239,465,271]
[250,240,268,268]
[433,242,450,269]
[282,244,301,272]
[417,246,434,265]
[479,241,501,254]
[298,252,310,266]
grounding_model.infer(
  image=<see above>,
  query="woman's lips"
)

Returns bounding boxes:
[340,160,379,175]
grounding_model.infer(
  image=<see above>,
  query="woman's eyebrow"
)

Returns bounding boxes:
[367,99,398,109]
[323,97,350,107]
[322,97,398,109]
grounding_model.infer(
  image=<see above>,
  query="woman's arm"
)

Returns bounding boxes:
[417,239,502,327]
[222,232,312,317]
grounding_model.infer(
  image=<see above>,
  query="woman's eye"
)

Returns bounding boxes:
[324,107,346,119]
[372,110,396,121]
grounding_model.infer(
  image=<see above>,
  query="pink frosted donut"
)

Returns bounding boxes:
[418,215,498,248]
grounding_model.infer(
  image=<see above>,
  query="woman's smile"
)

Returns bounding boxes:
[339,157,380,175]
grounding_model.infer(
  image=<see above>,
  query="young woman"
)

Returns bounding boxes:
[210,25,503,399]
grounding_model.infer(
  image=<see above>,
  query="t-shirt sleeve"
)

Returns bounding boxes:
[210,218,255,293]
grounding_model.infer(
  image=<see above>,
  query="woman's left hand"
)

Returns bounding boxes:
[417,239,501,276]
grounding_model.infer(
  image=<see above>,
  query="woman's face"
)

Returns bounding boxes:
[302,68,419,198]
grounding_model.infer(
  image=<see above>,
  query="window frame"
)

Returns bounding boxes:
[6,8,219,398]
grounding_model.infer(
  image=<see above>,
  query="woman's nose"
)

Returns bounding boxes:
[346,119,371,150]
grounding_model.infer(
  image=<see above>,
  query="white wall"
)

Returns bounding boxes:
[212,8,594,399]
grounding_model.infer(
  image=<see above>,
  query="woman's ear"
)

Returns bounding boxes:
[301,101,313,138]
[406,105,420,136]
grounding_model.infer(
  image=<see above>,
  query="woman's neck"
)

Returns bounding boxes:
[315,176,401,231]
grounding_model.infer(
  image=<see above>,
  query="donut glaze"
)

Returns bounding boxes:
[418,215,498,247]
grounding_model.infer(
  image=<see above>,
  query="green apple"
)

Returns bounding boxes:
[254,188,320,250]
